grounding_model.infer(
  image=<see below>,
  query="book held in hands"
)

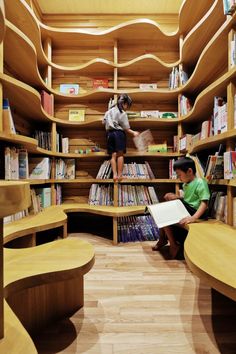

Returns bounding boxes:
[133,129,154,152]
[146,199,190,228]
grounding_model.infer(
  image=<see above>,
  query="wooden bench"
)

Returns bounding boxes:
[184,219,236,301]
[4,203,146,246]
[1,238,94,353]
[0,182,95,354]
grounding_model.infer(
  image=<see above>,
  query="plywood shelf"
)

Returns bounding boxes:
[180,68,235,125]
[190,129,236,153]
[181,0,225,68]
[4,20,46,88]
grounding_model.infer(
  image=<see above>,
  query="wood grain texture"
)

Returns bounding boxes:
[0,181,31,218]
[185,220,236,301]
[33,232,236,354]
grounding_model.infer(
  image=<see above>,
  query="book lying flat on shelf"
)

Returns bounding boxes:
[133,129,154,152]
[146,199,190,228]
[69,109,85,121]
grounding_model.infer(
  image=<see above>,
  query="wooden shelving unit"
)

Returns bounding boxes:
[0,0,236,244]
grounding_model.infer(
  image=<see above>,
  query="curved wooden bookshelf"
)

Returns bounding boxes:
[178,0,215,35]
[0,180,31,343]
[0,0,5,44]
[4,0,47,66]
[183,14,234,94]
[0,73,51,122]
[3,11,231,110]
[180,68,235,125]
[51,57,115,75]
[4,20,47,88]
[51,54,176,78]
[181,0,225,67]
[190,129,236,154]
[185,220,236,301]
[0,133,38,150]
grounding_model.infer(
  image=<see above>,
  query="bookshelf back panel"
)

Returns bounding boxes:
[62,183,91,203]
[52,45,114,65]
[75,160,106,178]
[117,76,169,90]
[55,103,107,122]
[118,41,179,63]
[52,74,114,92]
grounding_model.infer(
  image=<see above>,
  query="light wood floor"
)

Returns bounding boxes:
[33,233,236,354]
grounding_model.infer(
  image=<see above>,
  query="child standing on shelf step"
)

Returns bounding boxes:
[103,94,139,182]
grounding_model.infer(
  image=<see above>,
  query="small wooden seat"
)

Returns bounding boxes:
[184,219,236,301]
[0,238,94,353]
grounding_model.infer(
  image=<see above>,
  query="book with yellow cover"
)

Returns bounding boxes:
[68,109,85,121]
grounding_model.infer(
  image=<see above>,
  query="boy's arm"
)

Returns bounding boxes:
[179,200,208,225]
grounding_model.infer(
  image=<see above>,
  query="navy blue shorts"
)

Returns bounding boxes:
[107,130,126,154]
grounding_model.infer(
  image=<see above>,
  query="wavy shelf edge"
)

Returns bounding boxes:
[51,54,178,74]
[181,0,224,64]
[182,13,234,94]
[180,68,236,124]
[190,129,236,154]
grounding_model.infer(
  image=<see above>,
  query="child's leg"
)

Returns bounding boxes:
[110,152,118,181]
[152,228,168,251]
[117,152,124,181]
[163,226,180,259]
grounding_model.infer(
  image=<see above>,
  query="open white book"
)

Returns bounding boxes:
[146,199,190,228]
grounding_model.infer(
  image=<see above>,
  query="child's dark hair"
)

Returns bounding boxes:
[173,156,196,174]
[117,94,132,112]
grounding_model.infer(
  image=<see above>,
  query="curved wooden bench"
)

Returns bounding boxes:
[184,219,236,301]
[4,203,146,246]
[0,238,94,353]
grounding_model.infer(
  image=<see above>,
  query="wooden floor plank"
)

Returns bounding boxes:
[33,233,236,354]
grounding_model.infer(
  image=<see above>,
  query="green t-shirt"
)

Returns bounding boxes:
[183,178,210,210]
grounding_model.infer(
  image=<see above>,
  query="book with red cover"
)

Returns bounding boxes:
[93,79,109,89]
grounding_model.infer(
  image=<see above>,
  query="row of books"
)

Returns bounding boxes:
[118,215,159,243]
[208,191,227,222]
[3,187,52,223]
[55,158,76,179]
[33,130,52,150]
[186,151,236,180]
[30,187,52,214]
[169,66,188,90]
[96,160,155,179]
[88,184,114,206]
[179,95,192,116]
[118,185,159,206]
[5,148,51,180]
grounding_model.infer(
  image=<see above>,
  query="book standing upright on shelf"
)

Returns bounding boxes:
[2,98,16,134]
[68,109,85,121]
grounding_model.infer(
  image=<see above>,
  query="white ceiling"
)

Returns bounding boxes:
[35,0,184,14]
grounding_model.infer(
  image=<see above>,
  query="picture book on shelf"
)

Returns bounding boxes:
[60,84,79,95]
[146,199,190,228]
[93,79,109,89]
[68,109,85,121]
